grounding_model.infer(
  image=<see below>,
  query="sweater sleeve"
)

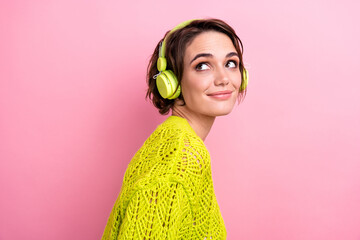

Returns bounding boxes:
[116,181,191,240]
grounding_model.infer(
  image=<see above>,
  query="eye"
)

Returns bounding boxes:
[195,62,210,71]
[226,60,238,68]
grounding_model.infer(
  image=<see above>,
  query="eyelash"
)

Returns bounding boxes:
[195,62,209,71]
[195,60,239,71]
[226,60,238,68]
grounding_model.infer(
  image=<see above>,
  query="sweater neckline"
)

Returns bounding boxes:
[166,115,205,144]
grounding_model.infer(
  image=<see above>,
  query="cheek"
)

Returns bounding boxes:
[181,73,210,96]
[182,82,202,100]
[233,72,242,88]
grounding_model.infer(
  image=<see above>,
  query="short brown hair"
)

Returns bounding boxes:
[146,18,247,115]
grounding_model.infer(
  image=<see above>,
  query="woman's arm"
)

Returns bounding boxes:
[102,181,191,240]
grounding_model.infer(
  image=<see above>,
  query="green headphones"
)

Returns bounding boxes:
[154,19,248,100]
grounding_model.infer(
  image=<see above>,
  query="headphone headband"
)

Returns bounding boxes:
[159,19,198,58]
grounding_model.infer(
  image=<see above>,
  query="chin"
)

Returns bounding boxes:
[208,107,234,117]
[214,111,232,117]
[218,111,232,116]
[191,101,236,117]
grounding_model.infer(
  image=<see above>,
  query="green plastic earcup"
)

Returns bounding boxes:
[156,70,181,99]
[240,68,249,91]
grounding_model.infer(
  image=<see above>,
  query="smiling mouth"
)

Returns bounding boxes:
[207,90,232,96]
[207,91,232,100]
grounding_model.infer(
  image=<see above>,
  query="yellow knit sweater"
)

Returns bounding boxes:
[102,115,226,239]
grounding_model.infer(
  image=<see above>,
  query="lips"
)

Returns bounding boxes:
[207,90,233,96]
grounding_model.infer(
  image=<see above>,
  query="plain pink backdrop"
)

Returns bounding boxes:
[1,0,359,239]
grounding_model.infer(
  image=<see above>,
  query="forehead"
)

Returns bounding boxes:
[184,31,236,60]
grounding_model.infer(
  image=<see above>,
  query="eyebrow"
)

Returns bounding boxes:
[190,52,239,64]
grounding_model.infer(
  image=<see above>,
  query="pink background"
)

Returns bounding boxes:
[1,0,359,239]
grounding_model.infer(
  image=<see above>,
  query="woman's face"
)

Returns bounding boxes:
[179,31,242,118]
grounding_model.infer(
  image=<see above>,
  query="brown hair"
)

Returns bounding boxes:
[146,18,247,115]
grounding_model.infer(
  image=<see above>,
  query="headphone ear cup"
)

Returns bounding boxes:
[156,70,181,99]
[240,68,249,91]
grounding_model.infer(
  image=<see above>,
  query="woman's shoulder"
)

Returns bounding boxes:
[143,115,194,144]
[151,115,208,150]
[120,116,212,200]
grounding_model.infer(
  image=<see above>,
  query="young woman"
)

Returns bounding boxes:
[102,18,248,240]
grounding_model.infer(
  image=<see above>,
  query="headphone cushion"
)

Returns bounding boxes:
[240,68,249,91]
[156,70,181,99]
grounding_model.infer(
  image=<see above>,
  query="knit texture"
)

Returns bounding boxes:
[102,115,226,239]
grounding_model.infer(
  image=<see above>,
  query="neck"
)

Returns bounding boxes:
[171,102,215,141]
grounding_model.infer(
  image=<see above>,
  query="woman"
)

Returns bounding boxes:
[102,18,248,239]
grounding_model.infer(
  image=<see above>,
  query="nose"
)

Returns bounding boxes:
[214,67,230,86]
